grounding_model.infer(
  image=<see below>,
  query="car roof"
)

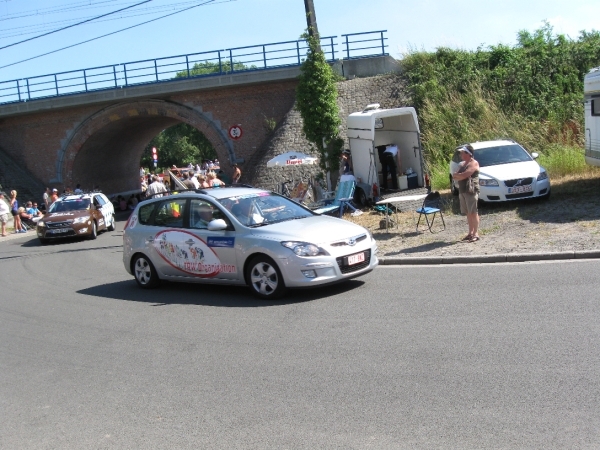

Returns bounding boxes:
[142,186,270,203]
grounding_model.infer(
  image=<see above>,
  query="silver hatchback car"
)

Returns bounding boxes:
[122,187,378,299]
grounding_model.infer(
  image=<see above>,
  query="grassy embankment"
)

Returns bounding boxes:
[399,24,600,190]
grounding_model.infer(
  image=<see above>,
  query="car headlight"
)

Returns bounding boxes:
[72,217,89,224]
[537,170,548,181]
[479,178,499,186]
[37,221,44,227]
[281,241,329,257]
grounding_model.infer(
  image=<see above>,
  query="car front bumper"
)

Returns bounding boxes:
[479,178,551,202]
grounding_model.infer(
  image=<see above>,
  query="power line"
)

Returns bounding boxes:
[0,0,223,71]
[0,0,208,39]
[0,0,122,22]
[0,0,153,51]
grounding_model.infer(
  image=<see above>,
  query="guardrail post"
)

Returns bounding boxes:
[154,60,159,81]
[83,69,88,92]
[54,74,59,96]
[113,65,117,87]
[296,41,301,65]
[124,65,128,86]
[218,50,222,74]
[329,36,335,60]
[26,78,30,100]
[229,49,233,73]
[263,45,267,69]
[345,35,350,59]
[16,80,21,102]
[186,55,190,78]
[380,31,385,55]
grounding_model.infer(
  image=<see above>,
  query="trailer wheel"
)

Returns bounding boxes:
[354,188,368,207]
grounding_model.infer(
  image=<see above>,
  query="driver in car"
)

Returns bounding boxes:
[233,199,264,226]
[192,204,214,229]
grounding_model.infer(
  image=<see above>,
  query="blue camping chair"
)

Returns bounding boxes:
[313,180,359,218]
[415,191,446,233]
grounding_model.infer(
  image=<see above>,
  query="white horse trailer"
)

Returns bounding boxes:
[347,105,426,204]
[584,67,600,167]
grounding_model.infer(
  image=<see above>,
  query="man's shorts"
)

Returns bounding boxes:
[0,213,8,224]
[459,192,479,214]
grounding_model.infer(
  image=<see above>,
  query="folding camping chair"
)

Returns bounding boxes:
[415,191,445,233]
[313,180,361,218]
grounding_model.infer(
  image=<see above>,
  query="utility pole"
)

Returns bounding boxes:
[303,0,321,51]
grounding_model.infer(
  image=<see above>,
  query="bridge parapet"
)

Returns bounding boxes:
[0,30,388,106]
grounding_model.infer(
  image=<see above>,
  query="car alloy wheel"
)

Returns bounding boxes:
[88,221,97,240]
[133,255,160,289]
[107,214,115,231]
[247,255,286,299]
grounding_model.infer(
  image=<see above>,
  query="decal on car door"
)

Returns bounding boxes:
[153,229,236,277]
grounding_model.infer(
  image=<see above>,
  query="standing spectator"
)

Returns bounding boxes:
[9,190,25,233]
[51,188,59,205]
[74,184,83,194]
[197,174,210,188]
[141,176,148,194]
[182,172,195,189]
[146,175,167,198]
[452,145,480,242]
[0,191,10,236]
[190,171,200,189]
[43,187,51,211]
[140,166,145,177]
[232,164,242,184]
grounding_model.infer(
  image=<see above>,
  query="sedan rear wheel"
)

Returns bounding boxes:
[107,214,115,231]
[133,255,160,289]
[246,255,286,300]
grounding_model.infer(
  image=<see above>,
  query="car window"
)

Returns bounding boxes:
[221,192,312,226]
[475,144,532,167]
[50,199,91,212]
[189,199,226,229]
[153,198,187,228]
[138,202,156,225]
[94,195,106,206]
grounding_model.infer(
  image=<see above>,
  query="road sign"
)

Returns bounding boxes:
[228,125,243,140]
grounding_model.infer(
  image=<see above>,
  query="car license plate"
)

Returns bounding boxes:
[508,185,533,194]
[347,252,365,266]
[48,228,69,234]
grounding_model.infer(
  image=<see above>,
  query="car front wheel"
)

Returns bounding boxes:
[133,255,160,289]
[89,221,97,240]
[246,255,286,300]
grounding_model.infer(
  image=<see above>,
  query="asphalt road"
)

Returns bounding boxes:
[1,224,599,449]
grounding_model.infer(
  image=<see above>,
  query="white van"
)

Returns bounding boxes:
[585,67,600,167]
[347,105,426,204]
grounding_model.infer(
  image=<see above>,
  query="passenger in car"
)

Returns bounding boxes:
[192,204,213,229]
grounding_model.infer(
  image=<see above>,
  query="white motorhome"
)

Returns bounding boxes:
[347,105,426,204]
[584,67,600,167]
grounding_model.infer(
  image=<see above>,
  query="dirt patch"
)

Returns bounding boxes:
[344,176,600,258]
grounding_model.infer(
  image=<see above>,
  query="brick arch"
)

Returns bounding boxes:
[59,99,234,193]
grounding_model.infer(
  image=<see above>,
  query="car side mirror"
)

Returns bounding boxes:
[531,152,539,159]
[207,219,228,231]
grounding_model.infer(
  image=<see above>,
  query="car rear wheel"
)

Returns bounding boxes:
[133,254,160,289]
[246,255,286,300]
[107,214,115,231]
[354,188,368,207]
[89,221,97,240]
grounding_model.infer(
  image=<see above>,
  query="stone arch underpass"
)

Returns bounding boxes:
[61,100,233,193]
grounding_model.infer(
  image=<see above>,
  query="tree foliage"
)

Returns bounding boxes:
[401,23,600,166]
[176,60,252,78]
[296,33,343,172]
[141,123,217,170]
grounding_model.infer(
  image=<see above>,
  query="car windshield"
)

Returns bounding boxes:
[219,192,313,227]
[49,198,91,213]
[475,144,532,167]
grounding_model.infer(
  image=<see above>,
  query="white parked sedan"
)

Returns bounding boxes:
[450,139,551,201]
[122,187,378,299]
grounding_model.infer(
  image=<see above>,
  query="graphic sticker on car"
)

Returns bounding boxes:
[153,230,236,277]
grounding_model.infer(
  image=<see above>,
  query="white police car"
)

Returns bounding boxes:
[122,187,378,299]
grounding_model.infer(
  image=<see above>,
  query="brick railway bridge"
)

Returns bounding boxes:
[0,55,400,195]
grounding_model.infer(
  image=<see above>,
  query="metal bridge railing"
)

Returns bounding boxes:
[0,30,387,106]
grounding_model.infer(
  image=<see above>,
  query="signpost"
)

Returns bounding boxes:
[152,147,158,168]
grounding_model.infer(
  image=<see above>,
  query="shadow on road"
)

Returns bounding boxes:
[78,279,366,307]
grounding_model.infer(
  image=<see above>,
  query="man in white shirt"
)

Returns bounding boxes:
[146,175,167,198]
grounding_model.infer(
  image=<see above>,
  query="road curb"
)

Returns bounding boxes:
[379,249,600,265]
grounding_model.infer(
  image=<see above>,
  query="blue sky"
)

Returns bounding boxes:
[0,0,599,82]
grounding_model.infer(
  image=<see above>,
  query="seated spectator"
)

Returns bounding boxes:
[26,201,43,223]
[127,194,139,210]
[18,207,33,230]
[118,195,128,211]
